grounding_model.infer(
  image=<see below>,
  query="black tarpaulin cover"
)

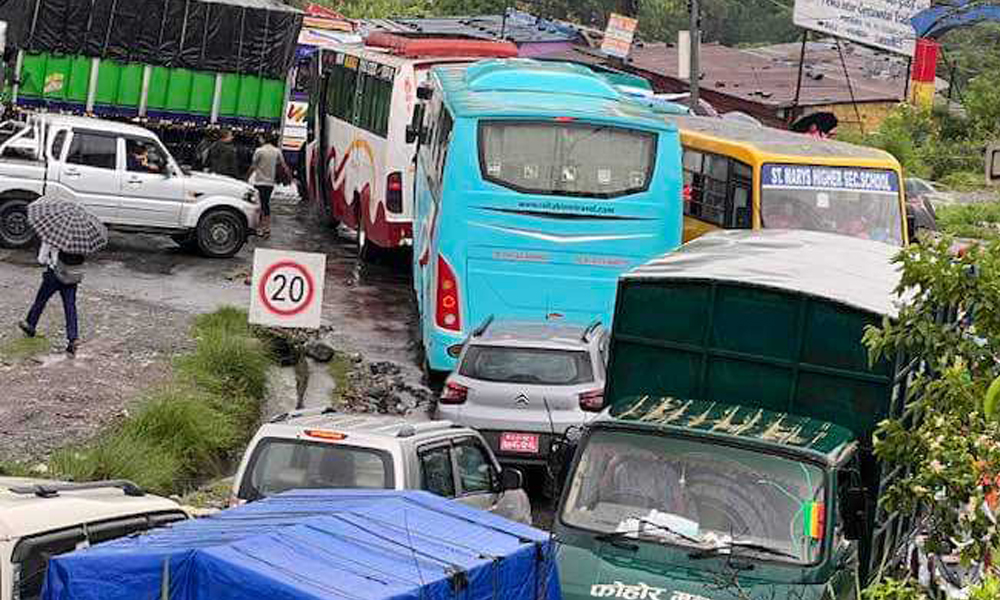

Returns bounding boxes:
[0,0,302,78]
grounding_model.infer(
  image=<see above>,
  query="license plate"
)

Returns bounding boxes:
[499,432,539,453]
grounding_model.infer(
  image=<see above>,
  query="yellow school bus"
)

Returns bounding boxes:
[673,115,908,246]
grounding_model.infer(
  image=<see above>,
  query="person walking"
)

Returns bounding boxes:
[247,132,288,239]
[207,128,240,179]
[19,242,85,355]
[18,197,108,357]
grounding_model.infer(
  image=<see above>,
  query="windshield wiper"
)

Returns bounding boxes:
[596,517,702,547]
[689,540,798,561]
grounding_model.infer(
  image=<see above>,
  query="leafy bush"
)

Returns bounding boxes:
[937,203,1000,240]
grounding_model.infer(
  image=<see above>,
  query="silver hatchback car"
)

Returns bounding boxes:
[436,319,607,470]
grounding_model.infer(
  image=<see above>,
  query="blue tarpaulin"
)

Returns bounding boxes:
[42,490,560,600]
[911,2,1000,39]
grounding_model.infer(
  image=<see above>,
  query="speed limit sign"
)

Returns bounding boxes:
[249,248,326,329]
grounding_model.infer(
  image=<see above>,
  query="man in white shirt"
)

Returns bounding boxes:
[247,132,288,240]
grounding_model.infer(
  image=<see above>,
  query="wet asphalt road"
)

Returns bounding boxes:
[2,189,558,527]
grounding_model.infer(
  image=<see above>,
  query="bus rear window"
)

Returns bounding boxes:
[479,121,655,198]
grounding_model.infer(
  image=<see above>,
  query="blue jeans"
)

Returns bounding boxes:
[26,268,78,342]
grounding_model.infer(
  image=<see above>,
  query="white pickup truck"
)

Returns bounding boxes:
[0,114,260,258]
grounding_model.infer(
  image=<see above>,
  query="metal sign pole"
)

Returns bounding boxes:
[688,0,700,113]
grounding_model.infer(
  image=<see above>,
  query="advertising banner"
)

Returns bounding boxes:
[793,0,931,57]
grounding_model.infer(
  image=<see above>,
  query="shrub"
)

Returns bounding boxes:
[177,328,272,401]
[937,202,1000,240]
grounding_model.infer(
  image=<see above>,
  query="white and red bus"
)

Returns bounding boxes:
[304,33,517,259]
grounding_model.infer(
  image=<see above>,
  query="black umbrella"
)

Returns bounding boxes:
[791,112,839,134]
[27,197,108,255]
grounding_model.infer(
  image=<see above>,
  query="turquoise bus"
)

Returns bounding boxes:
[411,59,686,374]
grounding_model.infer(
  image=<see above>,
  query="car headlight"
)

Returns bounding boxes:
[244,189,259,205]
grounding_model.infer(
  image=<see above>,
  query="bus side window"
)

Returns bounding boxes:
[433,110,453,187]
[731,161,753,228]
[682,149,704,217]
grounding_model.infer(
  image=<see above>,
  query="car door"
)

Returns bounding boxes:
[450,437,501,513]
[116,137,185,228]
[59,130,121,222]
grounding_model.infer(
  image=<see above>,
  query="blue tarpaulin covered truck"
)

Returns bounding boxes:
[41,490,560,600]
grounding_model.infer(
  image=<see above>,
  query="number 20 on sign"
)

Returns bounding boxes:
[249,249,326,329]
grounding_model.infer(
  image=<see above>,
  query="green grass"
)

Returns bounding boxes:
[937,202,1000,241]
[938,170,991,192]
[0,336,50,362]
[44,306,273,496]
[328,351,355,404]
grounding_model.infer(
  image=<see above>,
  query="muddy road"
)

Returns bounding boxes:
[0,191,558,526]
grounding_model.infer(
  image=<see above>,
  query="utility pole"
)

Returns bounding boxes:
[688,0,700,113]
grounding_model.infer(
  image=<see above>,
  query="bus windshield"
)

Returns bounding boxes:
[561,429,826,565]
[760,164,903,245]
[479,121,656,198]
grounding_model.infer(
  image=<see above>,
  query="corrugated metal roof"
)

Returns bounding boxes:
[364,11,584,45]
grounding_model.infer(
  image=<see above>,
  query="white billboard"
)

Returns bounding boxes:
[793,0,931,57]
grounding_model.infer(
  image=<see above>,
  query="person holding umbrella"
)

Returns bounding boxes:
[16,197,108,356]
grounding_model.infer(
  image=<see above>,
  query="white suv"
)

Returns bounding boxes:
[0,478,187,600]
[231,409,532,524]
[0,115,260,257]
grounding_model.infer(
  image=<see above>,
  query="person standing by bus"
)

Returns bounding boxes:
[247,132,288,239]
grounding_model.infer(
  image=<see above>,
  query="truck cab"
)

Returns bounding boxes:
[552,230,915,600]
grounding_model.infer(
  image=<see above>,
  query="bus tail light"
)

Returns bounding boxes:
[579,389,604,412]
[387,171,403,213]
[436,255,461,332]
[440,382,469,404]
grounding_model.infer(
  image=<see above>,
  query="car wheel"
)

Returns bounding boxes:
[196,210,245,258]
[0,199,37,248]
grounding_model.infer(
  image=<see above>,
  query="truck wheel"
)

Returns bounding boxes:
[196,210,246,258]
[0,199,37,248]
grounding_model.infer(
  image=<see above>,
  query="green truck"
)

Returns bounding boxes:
[0,0,302,167]
[553,230,917,600]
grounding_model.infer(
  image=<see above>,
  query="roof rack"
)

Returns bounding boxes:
[9,480,146,498]
[270,406,337,423]
[396,421,456,438]
[582,319,602,342]
[471,315,494,338]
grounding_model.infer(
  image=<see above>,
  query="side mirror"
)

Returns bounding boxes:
[407,104,426,145]
[840,486,868,541]
[416,85,433,101]
[500,467,524,491]
[906,212,916,241]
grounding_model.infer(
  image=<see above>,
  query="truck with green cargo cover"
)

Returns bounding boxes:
[553,230,918,600]
[0,0,302,168]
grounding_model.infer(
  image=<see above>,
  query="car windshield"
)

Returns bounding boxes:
[561,429,826,565]
[479,121,656,198]
[244,439,393,499]
[459,345,594,385]
[760,164,904,245]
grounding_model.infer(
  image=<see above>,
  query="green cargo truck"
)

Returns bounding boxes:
[0,0,301,168]
[553,230,918,600]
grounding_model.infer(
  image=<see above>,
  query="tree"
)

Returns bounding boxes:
[863,238,1000,570]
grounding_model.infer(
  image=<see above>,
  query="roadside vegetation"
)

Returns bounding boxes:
[2,307,273,496]
[937,203,1000,241]
[860,238,1000,597]
[0,335,50,363]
